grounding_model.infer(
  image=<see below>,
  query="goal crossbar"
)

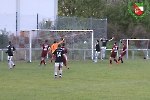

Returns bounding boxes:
[31,29,93,32]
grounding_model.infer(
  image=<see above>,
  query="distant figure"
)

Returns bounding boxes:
[53,44,66,78]
[93,40,101,63]
[100,37,114,60]
[109,42,119,66]
[6,41,16,69]
[39,40,50,67]
[61,43,69,69]
[118,42,127,64]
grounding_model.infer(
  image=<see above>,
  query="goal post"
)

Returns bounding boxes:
[29,29,94,62]
[120,39,150,59]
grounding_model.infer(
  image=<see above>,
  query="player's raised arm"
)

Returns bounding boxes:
[58,38,65,45]
[109,37,114,41]
[100,38,103,41]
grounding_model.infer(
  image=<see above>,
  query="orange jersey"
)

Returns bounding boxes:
[48,40,64,54]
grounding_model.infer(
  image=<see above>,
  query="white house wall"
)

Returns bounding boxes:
[0,0,16,32]
[0,0,57,35]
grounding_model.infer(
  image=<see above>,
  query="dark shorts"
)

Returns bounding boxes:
[110,52,117,58]
[41,51,47,57]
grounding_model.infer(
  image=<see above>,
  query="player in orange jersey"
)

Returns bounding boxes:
[47,38,65,62]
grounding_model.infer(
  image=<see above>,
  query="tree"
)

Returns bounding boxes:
[0,32,9,49]
[58,0,150,39]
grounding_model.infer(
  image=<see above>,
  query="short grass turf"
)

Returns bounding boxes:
[0,59,150,100]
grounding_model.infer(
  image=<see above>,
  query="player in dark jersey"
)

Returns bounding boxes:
[53,44,66,78]
[109,42,119,66]
[93,40,101,63]
[100,37,114,60]
[118,42,126,64]
[39,40,50,66]
[5,41,16,69]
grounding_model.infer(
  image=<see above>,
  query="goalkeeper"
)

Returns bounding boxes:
[47,38,65,61]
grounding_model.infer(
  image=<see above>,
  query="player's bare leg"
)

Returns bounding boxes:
[39,57,43,66]
[50,55,55,62]
[109,57,113,66]
[39,57,46,66]
[63,55,69,69]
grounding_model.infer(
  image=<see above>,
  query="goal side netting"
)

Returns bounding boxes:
[29,29,94,62]
[119,39,150,59]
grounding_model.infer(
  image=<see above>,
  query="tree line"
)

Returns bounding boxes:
[58,0,150,40]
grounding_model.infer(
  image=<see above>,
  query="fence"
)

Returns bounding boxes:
[56,16,107,38]
[0,16,107,62]
[1,48,149,62]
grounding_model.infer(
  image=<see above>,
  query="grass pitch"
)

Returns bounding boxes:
[0,59,150,100]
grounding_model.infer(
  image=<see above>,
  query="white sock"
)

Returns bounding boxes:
[102,53,105,58]
[54,72,57,76]
[8,61,12,69]
[59,70,62,75]
[95,57,98,62]
[10,60,14,65]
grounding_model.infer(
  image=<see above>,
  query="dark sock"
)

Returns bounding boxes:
[121,58,123,63]
[43,60,46,65]
[118,57,121,61]
[110,60,112,64]
[114,58,117,63]
[40,60,43,65]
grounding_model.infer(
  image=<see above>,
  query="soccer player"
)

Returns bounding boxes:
[61,43,69,69]
[39,40,50,66]
[118,41,126,63]
[93,40,101,63]
[109,42,119,66]
[48,38,65,62]
[5,41,16,69]
[53,44,66,78]
[100,37,114,60]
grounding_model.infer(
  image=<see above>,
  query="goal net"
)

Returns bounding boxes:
[29,29,94,62]
[119,39,150,59]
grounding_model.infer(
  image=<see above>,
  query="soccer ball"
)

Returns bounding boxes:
[84,41,87,44]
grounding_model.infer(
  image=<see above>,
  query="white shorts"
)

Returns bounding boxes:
[101,47,106,52]
[7,56,13,61]
[55,62,63,68]
[95,51,100,57]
